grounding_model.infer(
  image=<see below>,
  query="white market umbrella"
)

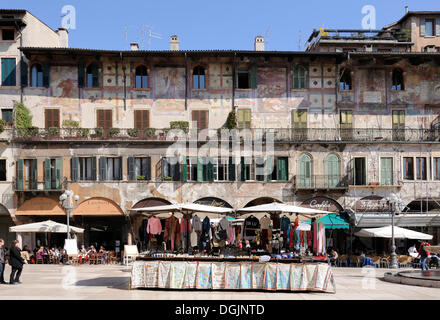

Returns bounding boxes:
[354,225,433,240]
[132,202,234,214]
[9,220,84,233]
[237,202,332,218]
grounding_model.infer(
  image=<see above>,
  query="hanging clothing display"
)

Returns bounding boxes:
[192,215,202,232]
[280,216,290,231]
[243,216,260,241]
[190,230,198,248]
[201,216,211,248]
[259,216,271,230]
[217,217,231,241]
[164,215,180,251]
[147,216,162,235]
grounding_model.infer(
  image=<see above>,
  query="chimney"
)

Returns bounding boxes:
[254,35,264,51]
[405,6,408,14]
[170,35,179,51]
[56,28,69,48]
[130,43,139,51]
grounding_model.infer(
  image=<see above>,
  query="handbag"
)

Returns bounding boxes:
[215,229,227,241]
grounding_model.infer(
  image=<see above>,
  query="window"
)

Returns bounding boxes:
[292,109,307,140]
[186,157,198,181]
[380,157,393,186]
[425,19,434,36]
[403,157,414,180]
[135,157,151,180]
[269,157,288,182]
[162,157,180,181]
[1,109,12,125]
[293,65,307,89]
[86,63,99,88]
[134,110,150,129]
[298,154,312,188]
[97,110,112,128]
[192,66,205,89]
[0,159,6,181]
[44,158,63,190]
[434,158,440,180]
[213,158,229,181]
[392,69,404,90]
[392,110,405,141]
[237,109,251,129]
[241,157,256,181]
[326,154,340,188]
[237,67,250,89]
[99,157,122,181]
[340,110,353,140]
[416,157,427,180]
[353,157,366,185]
[79,157,95,181]
[44,109,60,129]
[16,159,37,190]
[135,66,148,89]
[1,58,16,86]
[1,29,14,41]
[31,64,44,87]
[192,110,208,130]
[339,69,352,90]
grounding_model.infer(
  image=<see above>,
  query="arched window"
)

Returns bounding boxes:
[339,69,352,90]
[193,66,205,89]
[135,65,148,89]
[86,62,99,88]
[392,69,404,90]
[31,64,43,87]
[298,154,312,188]
[293,65,307,89]
[326,154,341,188]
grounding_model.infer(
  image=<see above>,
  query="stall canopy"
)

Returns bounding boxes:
[354,225,433,240]
[9,220,84,233]
[237,202,332,218]
[305,214,350,229]
[132,202,234,218]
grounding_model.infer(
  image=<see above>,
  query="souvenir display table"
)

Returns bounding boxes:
[130,256,336,293]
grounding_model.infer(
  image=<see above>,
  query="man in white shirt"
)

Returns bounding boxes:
[408,244,418,258]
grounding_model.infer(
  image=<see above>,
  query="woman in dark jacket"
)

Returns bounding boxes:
[8,240,25,285]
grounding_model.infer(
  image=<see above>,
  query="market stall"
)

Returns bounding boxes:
[129,202,336,293]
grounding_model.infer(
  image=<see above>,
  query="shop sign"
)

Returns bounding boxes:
[301,197,342,213]
[353,195,390,212]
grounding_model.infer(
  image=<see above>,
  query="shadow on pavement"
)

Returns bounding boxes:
[74,277,130,290]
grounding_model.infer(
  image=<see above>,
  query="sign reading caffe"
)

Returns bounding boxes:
[353,195,390,213]
[301,197,342,213]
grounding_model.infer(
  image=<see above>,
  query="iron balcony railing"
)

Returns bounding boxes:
[293,175,349,190]
[10,127,440,143]
[13,177,68,192]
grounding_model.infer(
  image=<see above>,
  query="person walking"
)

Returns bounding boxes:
[8,240,26,285]
[0,239,7,284]
[418,240,431,271]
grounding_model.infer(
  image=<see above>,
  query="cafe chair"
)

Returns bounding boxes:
[372,256,381,268]
[337,255,348,267]
[95,254,104,265]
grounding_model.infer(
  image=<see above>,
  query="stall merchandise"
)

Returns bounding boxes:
[130,259,336,293]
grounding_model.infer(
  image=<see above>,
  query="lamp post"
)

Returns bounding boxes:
[381,193,402,269]
[59,190,80,239]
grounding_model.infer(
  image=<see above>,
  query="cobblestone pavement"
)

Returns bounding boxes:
[0,264,438,300]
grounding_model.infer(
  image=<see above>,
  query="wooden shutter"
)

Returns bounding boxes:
[197,157,203,182]
[326,154,340,187]
[17,158,24,190]
[128,157,135,180]
[278,157,288,181]
[2,58,16,86]
[436,18,440,36]
[42,62,50,88]
[182,156,187,182]
[134,110,150,129]
[207,157,214,182]
[292,109,307,128]
[266,156,273,182]
[97,110,112,128]
[192,110,208,130]
[71,157,79,182]
[99,157,107,181]
[55,158,63,189]
[91,157,97,180]
[237,109,251,129]
[420,18,426,36]
[31,159,37,190]
[240,157,246,181]
[45,109,60,129]
[44,158,51,189]
[78,62,85,88]
[228,157,235,181]
[250,64,258,89]
[144,157,151,180]
[20,60,28,87]
[380,157,393,186]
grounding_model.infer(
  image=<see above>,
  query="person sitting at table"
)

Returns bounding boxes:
[328,248,338,265]
[99,246,106,254]
[36,247,46,263]
[408,244,418,258]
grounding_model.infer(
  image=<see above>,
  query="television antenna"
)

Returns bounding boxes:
[264,26,271,50]
[124,24,162,50]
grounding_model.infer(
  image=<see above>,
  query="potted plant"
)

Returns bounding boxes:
[144,127,156,138]
[109,128,120,138]
[0,119,5,134]
[164,176,172,181]
[137,175,145,180]
[79,128,90,138]
[48,127,60,136]
[93,127,103,138]
[170,121,189,134]
[127,128,140,138]
[62,120,80,137]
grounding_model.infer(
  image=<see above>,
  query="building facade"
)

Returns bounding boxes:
[0,9,440,253]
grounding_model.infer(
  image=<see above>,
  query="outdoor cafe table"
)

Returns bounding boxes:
[130,256,336,293]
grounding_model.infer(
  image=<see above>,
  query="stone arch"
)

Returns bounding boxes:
[194,197,233,208]
[72,197,124,216]
[244,197,282,208]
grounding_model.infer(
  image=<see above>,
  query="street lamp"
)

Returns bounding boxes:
[59,190,80,239]
[381,193,403,269]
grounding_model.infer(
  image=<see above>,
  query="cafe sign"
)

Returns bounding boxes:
[301,197,342,213]
[353,195,390,212]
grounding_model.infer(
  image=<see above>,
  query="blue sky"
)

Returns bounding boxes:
[6,0,439,51]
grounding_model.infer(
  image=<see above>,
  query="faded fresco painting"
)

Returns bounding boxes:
[154,67,185,100]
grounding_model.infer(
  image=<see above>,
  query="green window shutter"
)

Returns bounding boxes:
[197,157,204,182]
[326,154,340,187]
[182,156,187,182]
[55,158,63,189]
[250,64,258,89]
[31,159,37,190]
[128,157,135,180]
[381,157,393,186]
[17,159,24,190]
[42,62,50,88]
[266,156,273,182]
[207,157,214,182]
[20,60,28,87]
[118,156,123,180]
[44,158,51,190]
[162,157,168,180]
[2,58,16,86]
[172,157,180,181]
[78,62,85,88]
[278,157,288,181]
[240,157,246,181]
[71,157,79,182]
[228,157,235,181]
[420,18,426,36]
[436,18,440,36]
[145,157,151,180]
[99,157,107,181]
[91,157,97,180]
